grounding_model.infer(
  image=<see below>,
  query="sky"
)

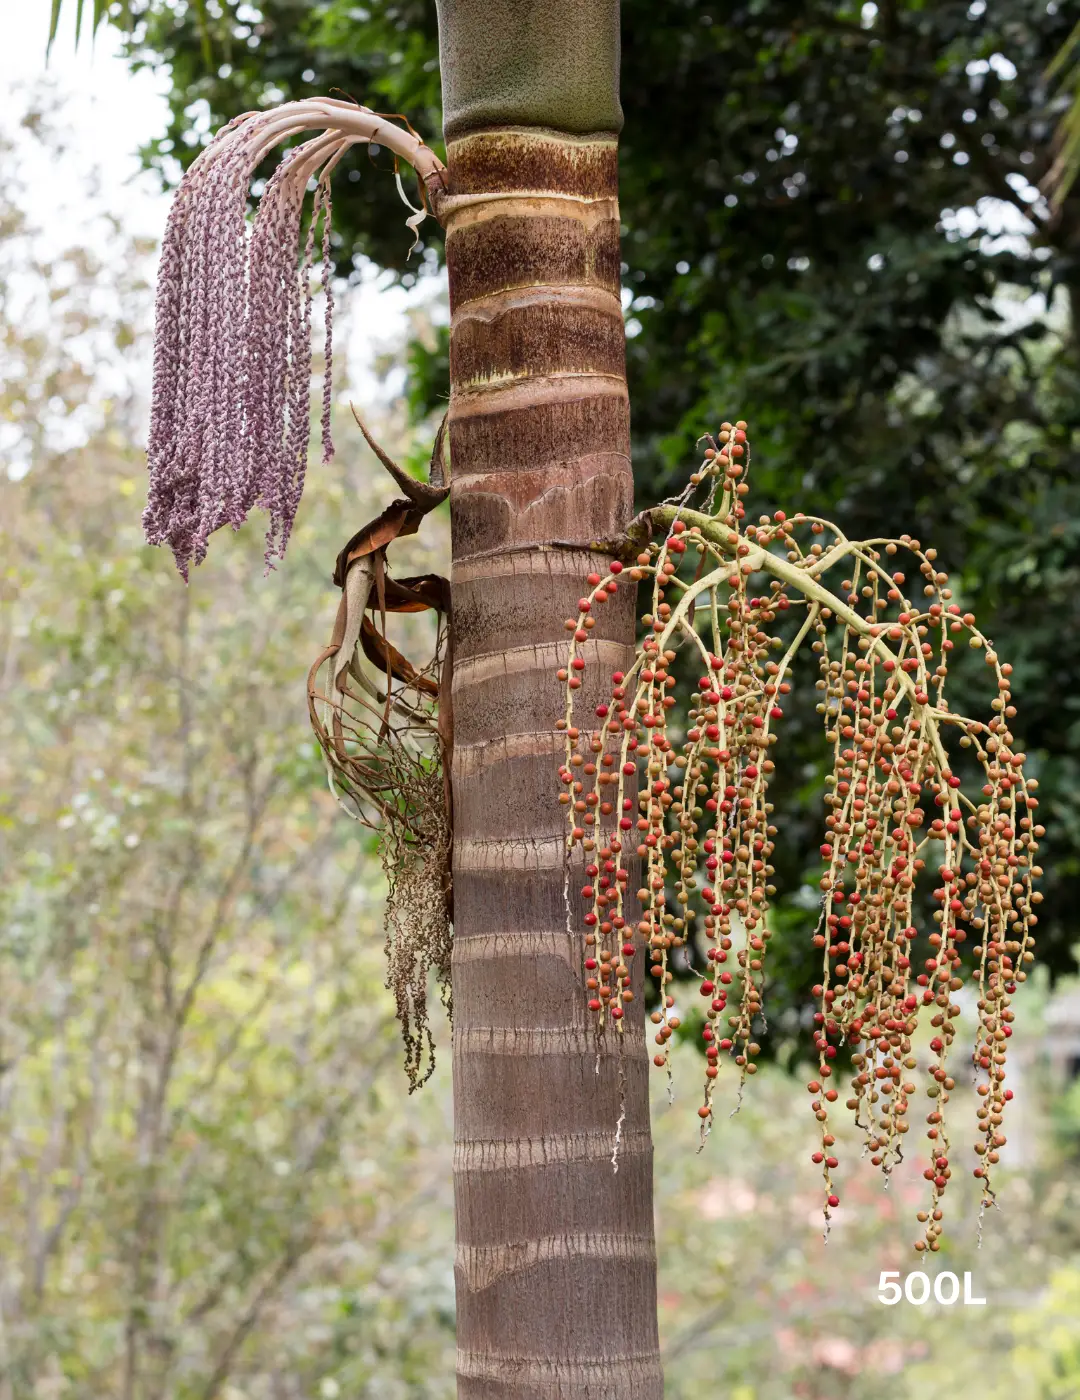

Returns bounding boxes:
[0,0,422,463]
[0,5,173,252]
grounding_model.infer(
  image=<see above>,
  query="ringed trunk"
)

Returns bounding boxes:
[436,2,662,1395]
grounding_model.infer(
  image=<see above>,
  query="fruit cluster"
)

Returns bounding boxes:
[557,423,1042,1250]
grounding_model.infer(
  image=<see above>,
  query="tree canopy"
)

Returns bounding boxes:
[104,0,1079,1030]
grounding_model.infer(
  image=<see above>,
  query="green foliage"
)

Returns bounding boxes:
[1010,1268,1080,1397]
[47,0,120,57]
[0,124,456,1393]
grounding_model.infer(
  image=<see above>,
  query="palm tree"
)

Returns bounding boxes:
[54,0,662,1392]
[434,6,659,1394]
[46,2,1047,1389]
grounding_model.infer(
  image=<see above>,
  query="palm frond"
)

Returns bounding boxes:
[1043,19,1080,213]
[45,0,201,62]
[46,0,64,57]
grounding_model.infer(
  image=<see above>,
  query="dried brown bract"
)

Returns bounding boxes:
[308,431,452,1091]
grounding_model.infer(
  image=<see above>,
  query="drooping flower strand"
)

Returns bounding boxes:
[557,420,1042,1252]
[558,428,792,1119]
[793,524,1041,1247]
[145,98,446,578]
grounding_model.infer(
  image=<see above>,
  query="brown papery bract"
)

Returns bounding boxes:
[557,422,1042,1252]
[307,552,452,1092]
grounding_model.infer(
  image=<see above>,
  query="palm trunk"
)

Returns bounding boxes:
[436,3,662,1395]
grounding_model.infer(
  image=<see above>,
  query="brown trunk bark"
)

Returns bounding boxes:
[443,123,662,1396]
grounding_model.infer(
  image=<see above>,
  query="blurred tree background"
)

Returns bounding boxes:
[0,99,456,1396]
[4,0,1080,1392]
[113,0,1080,1033]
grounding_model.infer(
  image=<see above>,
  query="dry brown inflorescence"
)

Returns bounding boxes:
[305,422,454,1092]
[558,422,1042,1252]
[307,540,452,1092]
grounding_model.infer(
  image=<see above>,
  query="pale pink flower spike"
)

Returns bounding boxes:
[144,98,446,578]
